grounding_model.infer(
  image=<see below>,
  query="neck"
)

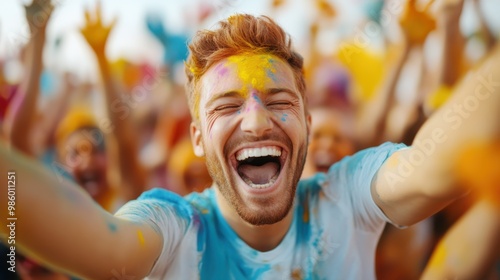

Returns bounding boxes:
[215,188,294,252]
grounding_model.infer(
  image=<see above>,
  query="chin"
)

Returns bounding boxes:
[207,135,308,226]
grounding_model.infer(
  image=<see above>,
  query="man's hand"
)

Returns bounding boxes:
[399,0,436,46]
[146,14,167,45]
[25,0,54,38]
[80,1,116,57]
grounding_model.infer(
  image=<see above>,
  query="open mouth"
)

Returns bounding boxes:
[235,146,284,189]
[313,152,336,173]
[78,171,103,197]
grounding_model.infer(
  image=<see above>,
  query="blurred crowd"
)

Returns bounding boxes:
[0,0,499,279]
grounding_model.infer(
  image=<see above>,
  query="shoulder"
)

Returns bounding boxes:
[136,188,215,220]
[328,142,407,180]
[297,174,327,200]
[115,188,213,229]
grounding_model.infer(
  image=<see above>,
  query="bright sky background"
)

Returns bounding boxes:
[1,0,499,81]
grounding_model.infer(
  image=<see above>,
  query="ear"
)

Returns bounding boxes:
[306,111,312,142]
[190,122,205,157]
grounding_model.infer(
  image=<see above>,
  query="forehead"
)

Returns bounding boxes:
[62,128,105,150]
[199,54,298,101]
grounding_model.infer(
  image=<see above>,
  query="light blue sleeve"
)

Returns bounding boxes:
[327,142,408,231]
[114,188,194,265]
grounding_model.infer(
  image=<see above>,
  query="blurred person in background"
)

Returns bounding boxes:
[301,106,356,178]
[166,137,212,196]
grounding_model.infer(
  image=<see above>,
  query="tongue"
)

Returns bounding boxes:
[238,162,279,185]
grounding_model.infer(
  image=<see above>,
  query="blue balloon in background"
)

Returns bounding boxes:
[146,13,189,72]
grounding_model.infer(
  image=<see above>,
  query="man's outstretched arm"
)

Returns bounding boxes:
[0,143,161,279]
[373,44,500,226]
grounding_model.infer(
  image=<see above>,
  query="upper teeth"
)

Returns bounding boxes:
[236,146,281,161]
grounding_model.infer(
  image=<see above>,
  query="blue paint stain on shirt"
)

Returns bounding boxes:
[139,189,194,225]
[295,175,322,247]
[185,189,271,280]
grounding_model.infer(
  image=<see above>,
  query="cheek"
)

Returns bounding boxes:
[204,111,237,142]
[275,112,308,141]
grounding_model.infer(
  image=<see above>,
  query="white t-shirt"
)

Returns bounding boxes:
[115,142,406,279]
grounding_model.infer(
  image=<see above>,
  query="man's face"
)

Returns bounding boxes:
[60,128,109,201]
[191,54,310,225]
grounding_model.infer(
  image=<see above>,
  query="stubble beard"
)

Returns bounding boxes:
[205,142,308,226]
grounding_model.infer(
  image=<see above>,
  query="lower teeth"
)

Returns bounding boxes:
[245,178,276,189]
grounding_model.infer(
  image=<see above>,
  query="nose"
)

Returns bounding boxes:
[240,100,273,137]
[77,152,93,170]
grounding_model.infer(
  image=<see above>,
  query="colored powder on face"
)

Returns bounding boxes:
[266,68,277,82]
[252,92,263,104]
[243,92,264,112]
[281,113,288,122]
[226,54,278,97]
[137,230,145,247]
[214,63,229,77]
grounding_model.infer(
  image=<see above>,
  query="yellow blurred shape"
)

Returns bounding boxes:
[336,44,385,102]
[457,141,500,207]
[400,0,436,45]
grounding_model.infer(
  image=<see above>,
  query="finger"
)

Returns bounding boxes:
[96,0,102,25]
[84,8,93,25]
[423,0,436,12]
[45,2,55,19]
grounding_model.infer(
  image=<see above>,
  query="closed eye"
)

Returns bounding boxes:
[267,101,292,109]
[213,104,241,112]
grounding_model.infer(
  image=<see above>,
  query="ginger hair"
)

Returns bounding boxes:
[185,14,306,120]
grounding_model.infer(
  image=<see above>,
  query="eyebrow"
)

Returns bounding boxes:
[264,87,299,98]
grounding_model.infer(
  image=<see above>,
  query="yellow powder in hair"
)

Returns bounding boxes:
[55,107,98,148]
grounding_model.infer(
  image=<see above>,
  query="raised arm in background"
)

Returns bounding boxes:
[4,0,53,156]
[355,0,438,148]
[80,1,146,200]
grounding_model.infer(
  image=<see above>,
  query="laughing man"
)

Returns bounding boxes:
[1,14,500,279]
